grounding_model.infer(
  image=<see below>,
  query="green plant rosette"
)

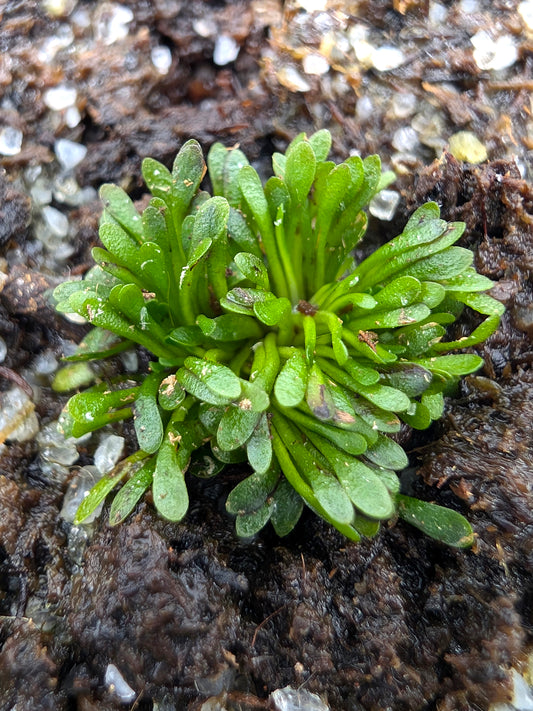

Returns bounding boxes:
[53,130,504,547]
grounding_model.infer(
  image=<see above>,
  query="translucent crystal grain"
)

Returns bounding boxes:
[30,179,53,206]
[151,45,172,74]
[356,96,374,122]
[369,190,401,221]
[42,206,69,238]
[392,126,419,152]
[33,350,59,376]
[0,336,6,363]
[390,92,417,119]
[429,2,448,24]
[65,105,82,128]
[55,138,87,171]
[37,421,81,467]
[94,434,125,474]
[0,126,23,156]
[510,669,533,710]
[60,466,102,523]
[277,65,311,92]
[44,85,77,111]
[270,686,330,711]
[105,664,136,703]
[213,35,240,66]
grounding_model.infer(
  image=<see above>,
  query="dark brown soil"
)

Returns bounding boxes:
[1,1,532,710]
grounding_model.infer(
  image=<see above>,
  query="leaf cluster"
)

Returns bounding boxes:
[53,131,504,547]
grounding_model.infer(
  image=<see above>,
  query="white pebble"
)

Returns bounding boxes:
[270,686,330,711]
[0,336,7,364]
[510,669,533,711]
[0,386,38,445]
[296,0,327,10]
[65,105,82,128]
[94,434,125,474]
[371,45,406,72]
[355,96,374,122]
[213,35,240,66]
[428,2,448,24]
[95,3,134,45]
[0,126,23,156]
[105,664,136,704]
[519,1,533,30]
[390,92,417,119]
[30,179,53,207]
[42,0,77,17]
[42,206,69,238]
[151,45,172,74]
[471,31,518,71]
[44,85,77,111]
[55,138,87,171]
[369,190,401,222]
[302,53,330,76]
[277,65,311,93]
[193,18,216,37]
[392,126,419,152]
[33,350,59,376]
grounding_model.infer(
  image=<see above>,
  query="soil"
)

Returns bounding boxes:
[0,1,532,710]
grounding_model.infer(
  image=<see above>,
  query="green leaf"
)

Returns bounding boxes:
[134,373,164,454]
[414,354,484,376]
[176,368,233,406]
[253,296,291,326]
[217,404,260,451]
[306,362,335,421]
[171,139,206,211]
[227,208,262,258]
[374,276,421,309]
[274,350,309,407]
[184,357,242,399]
[365,434,409,470]
[52,362,96,392]
[158,374,186,411]
[439,268,495,292]
[99,184,143,242]
[308,129,332,162]
[235,501,274,538]
[270,478,304,536]
[74,453,147,525]
[197,313,263,341]
[380,363,433,398]
[226,465,279,515]
[397,495,474,548]
[141,157,173,199]
[152,432,189,521]
[234,251,269,289]
[347,303,431,331]
[109,458,156,526]
[400,401,432,429]
[285,140,316,204]
[246,413,273,474]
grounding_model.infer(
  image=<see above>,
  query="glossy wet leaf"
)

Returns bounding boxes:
[274,350,308,407]
[246,413,273,474]
[397,495,474,548]
[184,357,242,399]
[109,458,156,526]
[134,373,164,454]
[152,434,189,521]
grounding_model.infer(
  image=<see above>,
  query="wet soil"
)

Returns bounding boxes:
[1,1,533,710]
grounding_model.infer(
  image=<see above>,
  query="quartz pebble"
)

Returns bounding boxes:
[0,336,7,364]
[369,189,401,221]
[277,65,311,92]
[392,126,419,152]
[519,1,533,30]
[44,85,77,111]
[0,126,23,156]
[32,350,59,377]
[94,434,125,474]
[390,92,417,119]
[471,31,518,71]
[55,139,87,171]
[105,664,136,704]
[371,45,406,72]
[213,35,240,66]
[42,205,69,238]
[270,686,330,711]
[151,45,172,74]
[37,420,81,468]
[356,96,374,122]
[0,386,38,445]
[302,53,329,76]
[95,4,134,45]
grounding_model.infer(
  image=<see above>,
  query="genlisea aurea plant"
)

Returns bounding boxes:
[53,130,504,546]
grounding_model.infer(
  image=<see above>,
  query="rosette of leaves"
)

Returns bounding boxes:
[53,130,504,547]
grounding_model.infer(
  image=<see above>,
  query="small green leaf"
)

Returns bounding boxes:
[171,139,206,211]
[226,465,279,515]
[152,433,189,521]
[184,357,242,399]
[308,129,332,162]
[109,458,156,526]
[217,404,260,451]
[365,434,409,470]
[274,350,309,407]
[306,362,335,421]
[246,413,273,474]
[374,276,421,309]
[134,373,164,454]
[234,251,269,289]
[253,296,290,326]
[99,184,143,242]
[197,313,264,341]
[52,362,96,392]
[141,157,173,199]
[414,354,484,376]
[176,368,233,406]
[235,500,274,538]
[270,479,304,536]
[158,374,186,411]
[285,140,316,204]
[397,495,474,548]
